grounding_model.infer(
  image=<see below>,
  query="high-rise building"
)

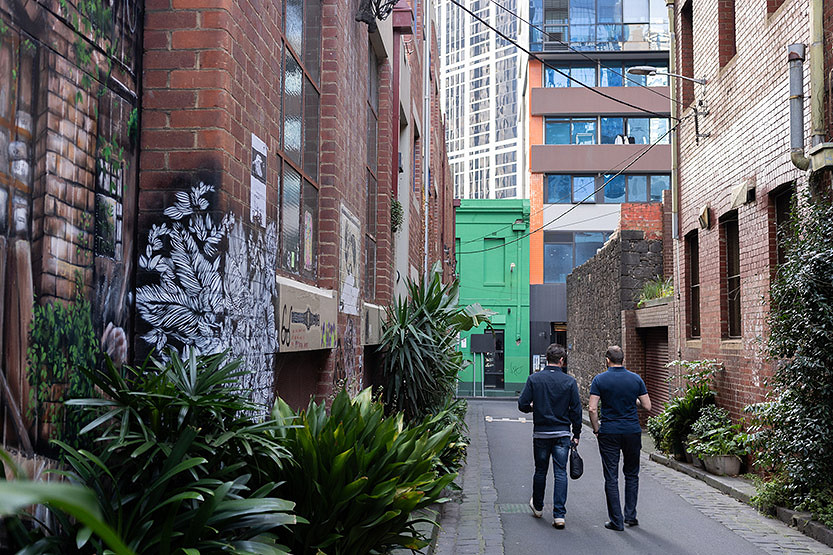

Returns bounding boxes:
[437,0,529,199]
[526,0,671,364]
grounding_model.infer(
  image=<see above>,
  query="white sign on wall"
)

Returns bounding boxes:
[250,133,267,227]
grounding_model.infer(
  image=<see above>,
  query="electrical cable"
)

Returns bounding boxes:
[448,0,675,120]
[459,132,674,244]
[486,0,681,106]
[456,113,691,255]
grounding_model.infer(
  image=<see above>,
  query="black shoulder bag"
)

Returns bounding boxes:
[569,444,584,479]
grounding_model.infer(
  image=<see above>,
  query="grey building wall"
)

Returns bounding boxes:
[566,230,663,400]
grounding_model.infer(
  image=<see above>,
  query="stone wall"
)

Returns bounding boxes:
[566,229,663,400]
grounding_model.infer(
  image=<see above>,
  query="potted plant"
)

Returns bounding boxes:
[688,406,749,476]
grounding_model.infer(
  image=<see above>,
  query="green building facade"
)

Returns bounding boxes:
[455,200,530,396]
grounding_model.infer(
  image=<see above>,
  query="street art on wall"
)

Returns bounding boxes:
[250,133,267,227]
[339,204,361,315]
[136,183,278,406]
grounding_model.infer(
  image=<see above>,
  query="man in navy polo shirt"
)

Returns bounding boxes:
[518,343,581,529]
[588,345,652,531]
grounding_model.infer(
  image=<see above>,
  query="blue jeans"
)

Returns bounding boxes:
[532,436,571,518]
[597,432,642,528]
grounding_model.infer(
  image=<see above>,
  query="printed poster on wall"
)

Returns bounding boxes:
[250,133,267,227]
[339,204,361,315]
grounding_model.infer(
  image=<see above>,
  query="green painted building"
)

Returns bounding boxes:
[455,200,530,396]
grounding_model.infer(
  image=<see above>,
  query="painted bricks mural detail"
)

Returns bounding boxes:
[136,183,277,406]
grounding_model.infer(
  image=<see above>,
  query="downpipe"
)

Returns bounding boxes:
[788,43,810,171]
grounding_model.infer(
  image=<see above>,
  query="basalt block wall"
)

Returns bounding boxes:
[567,229,663,401]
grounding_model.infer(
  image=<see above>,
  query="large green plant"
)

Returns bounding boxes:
[379,262,494,423]
[5,350,296,554]
[746,194,833,527]
[272,388,457,554]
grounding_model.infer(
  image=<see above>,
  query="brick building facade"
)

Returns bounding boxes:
[671,0,833,418]
[0,0,453,455]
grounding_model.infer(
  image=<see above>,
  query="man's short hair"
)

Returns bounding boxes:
[605,345,624,364]
[546,343,567,364]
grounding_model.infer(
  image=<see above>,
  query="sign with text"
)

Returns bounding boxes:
[277,278,337,352]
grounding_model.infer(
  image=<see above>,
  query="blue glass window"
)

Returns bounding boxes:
[570,24,596,45]
[547,174,571,203]
[572,120,596,144]
[571,65,597,87]
[600,64,624,86]
[650,175,670,202]
[600,117,624,143]
[628,118,650,144]
[573,176,596,202]
[628,175,648,202]
[575,232,607,267]
[623,0,649,22]
[544,243,573,283]
[597,24,623,48]
[545,119,570,144]
[544,66,570,87]
[604,174,626,203]
[651,118,670,144]
[597,0,622,22]
[570,0,595,23]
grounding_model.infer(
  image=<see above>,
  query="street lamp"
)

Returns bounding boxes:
[627,65,707,86]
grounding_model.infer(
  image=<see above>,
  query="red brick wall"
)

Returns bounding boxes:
[673,0,810,419]
[619,203,663,241]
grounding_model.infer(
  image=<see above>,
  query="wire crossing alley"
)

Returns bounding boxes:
[434,400,833,555]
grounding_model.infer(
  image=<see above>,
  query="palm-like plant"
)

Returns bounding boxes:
[379,262,494,422]
[3,350,297,554]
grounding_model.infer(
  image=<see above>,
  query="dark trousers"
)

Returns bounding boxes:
[532,436,571,518]
[597,432,642,528]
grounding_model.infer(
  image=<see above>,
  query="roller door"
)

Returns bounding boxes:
[641,327,669,418]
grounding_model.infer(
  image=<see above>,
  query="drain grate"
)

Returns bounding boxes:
[495,503,534,514]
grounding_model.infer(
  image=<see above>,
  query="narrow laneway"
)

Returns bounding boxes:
[435,400,833,555]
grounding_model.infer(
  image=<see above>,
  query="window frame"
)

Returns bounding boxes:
[365,45,380,300]
[685,230,700,338]
[278,0,322,279]
[720,212,741,338]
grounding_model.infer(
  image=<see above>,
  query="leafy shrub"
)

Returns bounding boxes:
[687,423,748,458]
[378,262,494,423]
[653,384,715,455]
[750,473,789,514]
[689,405,732,439]
[272,388,457,554]
[646,411,668,452]
[4,350,296,554]
[748,195,833,525]
[635,276,673,307]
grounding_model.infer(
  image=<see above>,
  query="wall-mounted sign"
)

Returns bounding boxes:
[339,204,361,315]
[277,276,337,352]
[250,133,267,227]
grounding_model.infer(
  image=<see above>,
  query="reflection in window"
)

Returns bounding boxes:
[547,174,571,203]
[650,175,670,201]
[627,118,650,144]
[572,119,596,144]
[604,174,626,202]
[544,243,573,283]
[575,232,607,267]
[600,117,624,143]
[573,176,596,202]
[628,175,648,202]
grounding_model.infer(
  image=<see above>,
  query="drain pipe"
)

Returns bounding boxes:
[788,43,810,171]
[809,0,824,148]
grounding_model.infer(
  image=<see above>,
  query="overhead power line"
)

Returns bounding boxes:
[456,113,690,255]
[448,0,675,120]
[486,0,681,107]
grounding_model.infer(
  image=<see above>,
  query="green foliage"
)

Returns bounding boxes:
[378,262,495,423]
[27,278,100,447]
[646,360,721,455]
[390,197,404,234]
[127,108,139,146]
[635,276,673,307]
[6,350,296,554]
[272,388,457,554]
[687,423,748,458]
[750,473,789,514]
[746,194,833,528]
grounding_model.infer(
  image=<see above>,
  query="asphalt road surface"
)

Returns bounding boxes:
[478,399,833,555]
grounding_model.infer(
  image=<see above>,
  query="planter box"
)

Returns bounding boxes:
[702,454,741,476]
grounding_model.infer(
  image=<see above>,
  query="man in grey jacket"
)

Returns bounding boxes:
[518,343,582,529]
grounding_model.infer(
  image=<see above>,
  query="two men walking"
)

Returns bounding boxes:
[519,344,651,531]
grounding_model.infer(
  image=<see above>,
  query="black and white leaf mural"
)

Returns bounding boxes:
[136,183,278,406]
